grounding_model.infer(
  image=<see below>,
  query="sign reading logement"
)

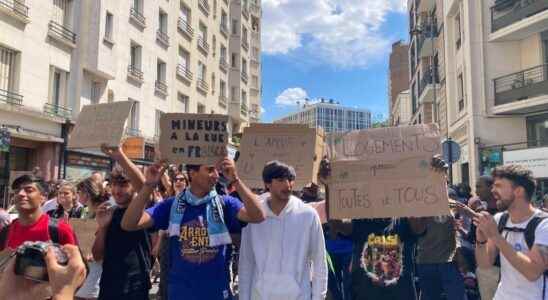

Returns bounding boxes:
[327,124,449,219]
[160,113,229,165]
[68,101,134,149]
[237,124,325,190]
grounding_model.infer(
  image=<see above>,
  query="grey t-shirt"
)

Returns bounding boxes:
[416,216,456,264]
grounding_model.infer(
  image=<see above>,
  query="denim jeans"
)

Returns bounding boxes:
[416,262,466,300]
[328,252,353,300]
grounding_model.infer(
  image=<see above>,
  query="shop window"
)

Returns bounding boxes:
[527,113,548,147]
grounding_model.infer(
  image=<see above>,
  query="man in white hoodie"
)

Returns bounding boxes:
[239,160,328,300]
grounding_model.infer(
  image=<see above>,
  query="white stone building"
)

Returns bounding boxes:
[274,99,372,133]
[441,0,548,194]
[0,0,262,198]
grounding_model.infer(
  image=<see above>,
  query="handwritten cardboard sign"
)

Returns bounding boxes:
[69,219,98,258]
[159,113,229,165]
[68,101,134,149]
[237,124,325,190]
[122,137,145,159]
[327,124,449,219]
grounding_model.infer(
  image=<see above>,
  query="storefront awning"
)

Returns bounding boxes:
[5,126,64,143]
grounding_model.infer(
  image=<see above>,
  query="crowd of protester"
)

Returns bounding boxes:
[0,144,547,300]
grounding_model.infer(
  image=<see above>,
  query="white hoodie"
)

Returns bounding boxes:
[238,193,328,300]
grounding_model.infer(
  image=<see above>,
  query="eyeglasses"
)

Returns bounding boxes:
[174,177,186,182]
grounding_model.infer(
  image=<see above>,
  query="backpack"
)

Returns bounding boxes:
[495,211,548,299]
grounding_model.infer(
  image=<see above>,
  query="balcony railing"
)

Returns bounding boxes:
[251,31,260,42]
[197,36,209,53]
[130,7,146,27]
[126,127,142,137]
[220,23,229,36]
[127,65,144,81]
[491,0,548,32]
[155,80,168,94]
[43,103,72,119]
[218,95,227,107]
[250,3,261,15]
[419,70,439,98]
[417,22,438,52]
[0,0,29,19]
[48,21,76,44]
[176,64,193,82]
[177,18,194,39]
[198,0,210,15]
[219,57,228,71]
[156,30,169,46]
[494,63,548,106]
[197,78,209,93]
[241,102,248,116]
[241,71,248,83]
[0,89,23,105]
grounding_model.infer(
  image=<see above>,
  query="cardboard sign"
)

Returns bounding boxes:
[68,101,134,149]
[122,137,145,159]
[327,124,449,219]
[159,113,229,165]
[237,124,325,190]
[69,219,98,257]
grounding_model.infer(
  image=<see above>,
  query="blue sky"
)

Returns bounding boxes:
[259,0,409,123]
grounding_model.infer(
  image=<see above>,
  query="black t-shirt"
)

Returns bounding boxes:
[99,207,152,299]
[350,218,417,300]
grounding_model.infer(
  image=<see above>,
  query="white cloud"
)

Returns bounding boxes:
[275,87,308,106]
[260,106,266,114]
[261,0,407,68]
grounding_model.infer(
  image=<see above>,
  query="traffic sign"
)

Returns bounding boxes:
[442,139,461,164]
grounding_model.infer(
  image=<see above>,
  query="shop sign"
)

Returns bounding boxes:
[504,147,548,178]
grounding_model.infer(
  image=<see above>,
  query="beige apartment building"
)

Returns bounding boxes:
[392,89,412,126]
[408,0,448,138]
[0,0,262,199]
[441,0,548,196]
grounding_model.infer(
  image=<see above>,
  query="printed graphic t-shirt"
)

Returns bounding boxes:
[350,218,418,300]
[6,214,76,249]
[147,195,244,300]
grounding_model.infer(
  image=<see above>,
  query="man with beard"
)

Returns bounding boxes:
[238,161,328,300]
[475,165,548,300]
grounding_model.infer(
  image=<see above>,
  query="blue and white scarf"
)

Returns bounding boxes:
[167,189,232,247]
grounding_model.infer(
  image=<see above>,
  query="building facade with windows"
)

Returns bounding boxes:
[392,90,412,127]
[273,100,371,133]
[0,0,76,198]
[439,0,548,196]
[0,0,262,199]
[407,0,448,137]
